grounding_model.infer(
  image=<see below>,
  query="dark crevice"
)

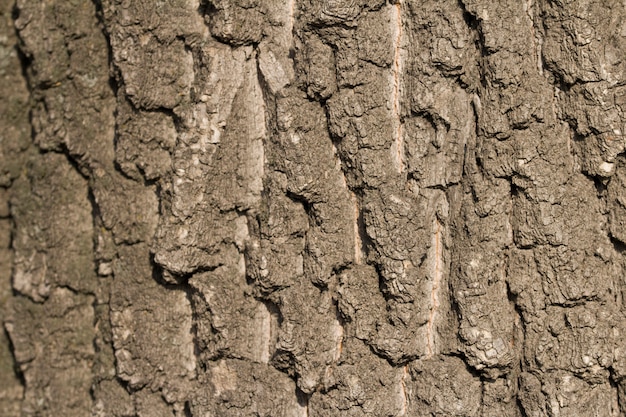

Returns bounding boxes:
[3,326,26,392]
[286,190,320,227]
[373,263,391,302]
[536,12,571,95]
[186,292,204,372]
[417,110,451,137]
[52,284,85,299]
[88,296,109,407]
[577,160,610,199]
[505,279,527,370]
[180,283,205,373]
[88,0,128,193]
[458,0,488,61]
[458,0,479,31]
[151,254,221,286]
[250,29,310,380]
[11,3,37,173]
[262,298,283,326]
[319,95,374,263]
[517,395,530,417]
[330,297,346,363]
[3,191,17,304]
[270,348,297,378]
[295,387,311,413]
[356,198,373,259]
[308,19,359,32]
[58,144,92,181]
[148,253,206,373]
[608,375,623,415]
[183,400,193,417]
[198,0,217,17]
[550,70,573,95]
[115,373,134,395]
[90,0,119,97]
[458,0,489,103]
[87,186,103,256]
[592,174,608,197]
[11,43,32,95]
[610,236,626,253]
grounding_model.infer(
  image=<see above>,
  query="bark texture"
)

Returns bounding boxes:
[2,0,626,415]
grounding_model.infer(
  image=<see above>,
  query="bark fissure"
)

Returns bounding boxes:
[426,218,443,358]
[390,1,405,174]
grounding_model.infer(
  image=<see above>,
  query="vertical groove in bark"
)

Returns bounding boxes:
[0,0,28,412]
[426,218,443,358]
[390,1,404,173]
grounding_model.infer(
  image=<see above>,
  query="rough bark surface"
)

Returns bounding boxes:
[2,0,626,415]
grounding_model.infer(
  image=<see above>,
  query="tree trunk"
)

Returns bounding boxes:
[2,0,626,415]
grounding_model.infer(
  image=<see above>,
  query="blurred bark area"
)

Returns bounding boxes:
[2,0,626,415]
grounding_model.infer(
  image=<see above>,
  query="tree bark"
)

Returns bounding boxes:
[2,0,626,415]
